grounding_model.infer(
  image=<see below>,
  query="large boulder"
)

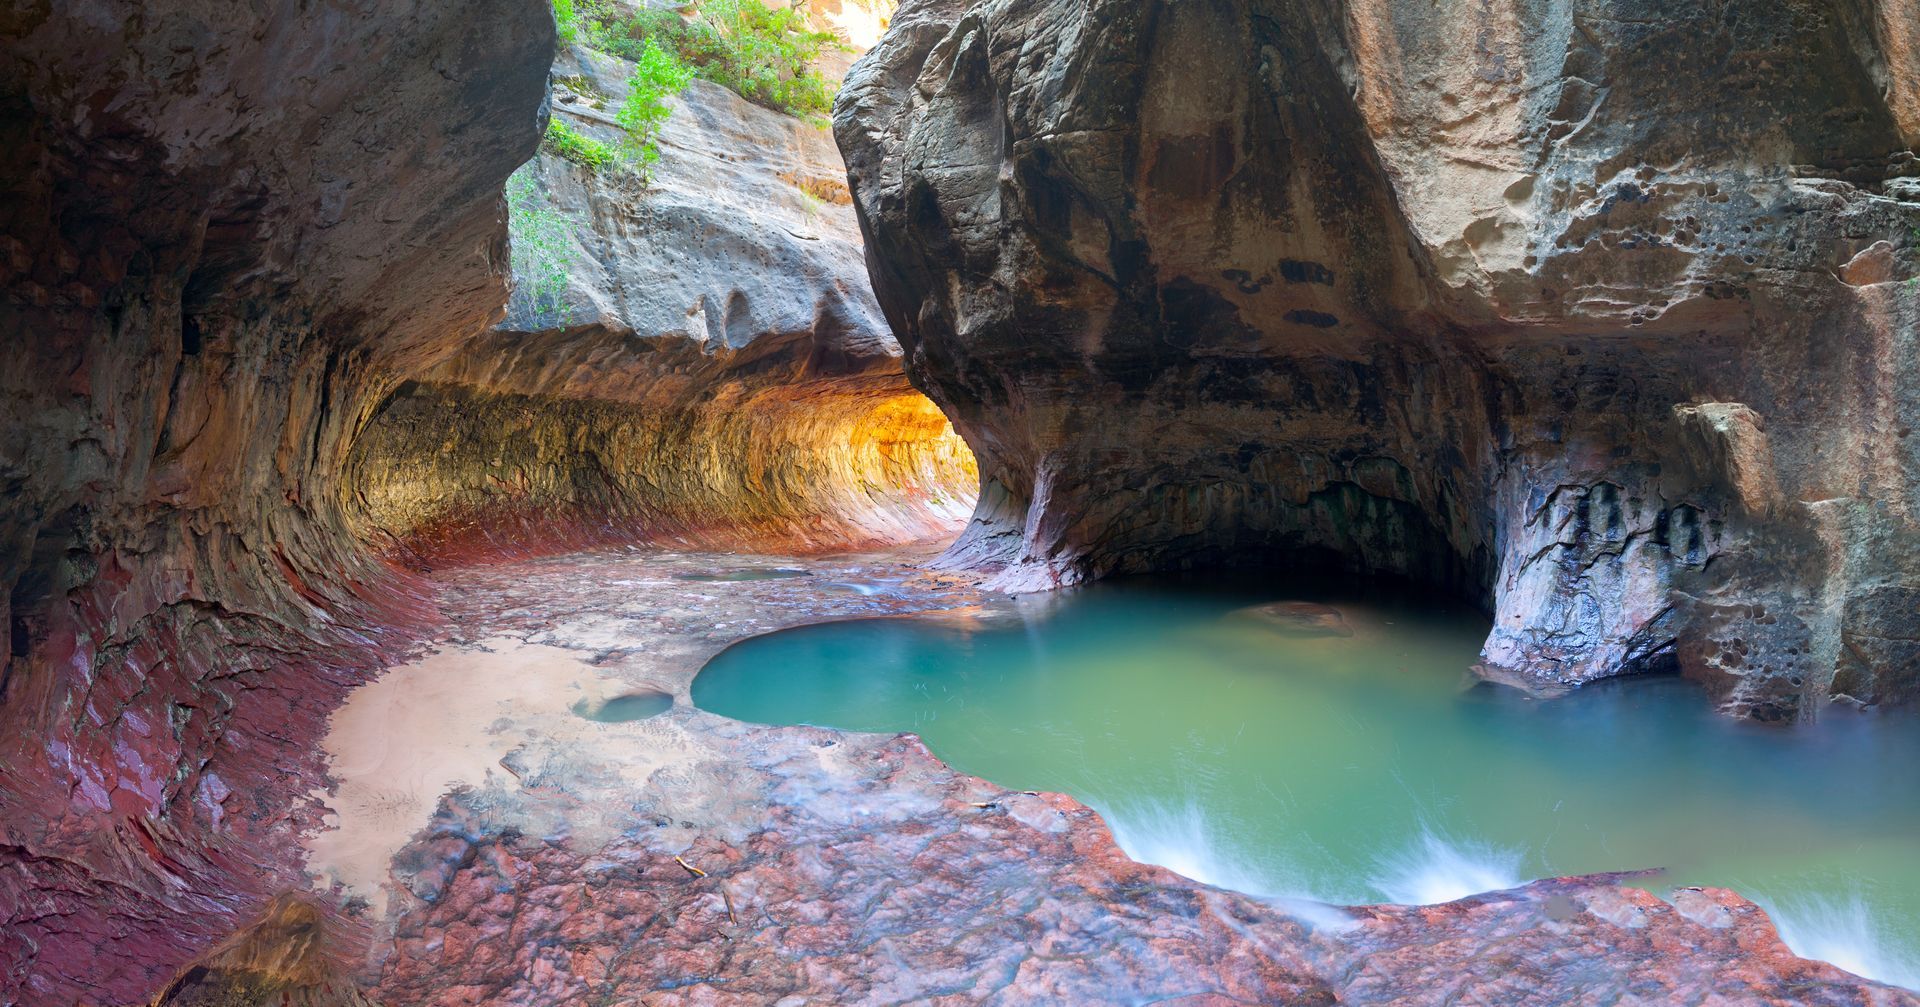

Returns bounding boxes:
[836,0,1920,717]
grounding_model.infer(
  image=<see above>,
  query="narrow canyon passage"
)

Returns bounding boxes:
[345,379,976,562]
[4,0,1920,1003]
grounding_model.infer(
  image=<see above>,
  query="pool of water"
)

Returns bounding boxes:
[573,690,674,723]
[691,575,1920,989]
[676,568,812,582]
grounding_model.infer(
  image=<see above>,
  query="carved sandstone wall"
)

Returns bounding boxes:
[838,0,1920,717]
[0,2,551,1001]
[344,49,976,565]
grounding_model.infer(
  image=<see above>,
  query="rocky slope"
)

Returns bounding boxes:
[0,2,551,1002]
[344,39,976,566]
[838,0,1920,717]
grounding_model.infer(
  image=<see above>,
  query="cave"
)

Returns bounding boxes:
[4,0,1920,1004]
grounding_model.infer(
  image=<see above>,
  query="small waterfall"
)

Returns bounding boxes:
[1107,800,1277,896]
[1762,894,1920,992]
[1373,828,1525,905]
[1104,799,1359,932]
[827,581,884,596]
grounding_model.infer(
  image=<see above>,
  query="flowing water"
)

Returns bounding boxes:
[691,574,1920,989]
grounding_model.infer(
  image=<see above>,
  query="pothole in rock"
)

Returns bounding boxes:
[690,571,1920,988]
[572,690,675,723]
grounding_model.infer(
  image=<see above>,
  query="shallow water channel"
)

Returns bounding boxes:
[692,574,1920,989]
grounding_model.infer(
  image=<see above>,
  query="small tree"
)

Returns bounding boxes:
[505,166,574,327]
[553,0,580,44]
[617,38,694,172]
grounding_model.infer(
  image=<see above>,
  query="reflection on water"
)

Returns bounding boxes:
[690,574,1920,989]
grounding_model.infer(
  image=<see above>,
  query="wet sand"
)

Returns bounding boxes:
[305,638,641,914]
[301,545,984,916]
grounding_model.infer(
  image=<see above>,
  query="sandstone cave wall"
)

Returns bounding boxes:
[0,7,977,1001]
[0,2,552,1001]
[344,48,978,563]
[837,0,1920,717]
[348,365,974,562]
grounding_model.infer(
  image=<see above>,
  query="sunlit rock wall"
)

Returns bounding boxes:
[346,49,976,563]
[0,2,551,1002]
[348,372,974,561]
[838,0,1920,717]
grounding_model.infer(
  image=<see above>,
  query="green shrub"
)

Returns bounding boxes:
[616,38,694,170]
[546,0,844,181]
[1911,222,1919,289]
[581,0,846,120]
[505,166,574,327]
[542,117,616,169]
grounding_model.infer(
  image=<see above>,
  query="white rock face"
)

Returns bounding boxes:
[344,37,978,560]
[495,46,892,367]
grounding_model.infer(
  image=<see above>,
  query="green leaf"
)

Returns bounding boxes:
[505,165,577,328]
[573,0,844,119]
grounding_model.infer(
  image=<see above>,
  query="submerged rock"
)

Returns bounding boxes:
[574,689,676,722]
[1231,601,1355,638]
[837,0,1920,718]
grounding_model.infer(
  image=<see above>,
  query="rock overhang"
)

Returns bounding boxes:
[835,0,1920,716]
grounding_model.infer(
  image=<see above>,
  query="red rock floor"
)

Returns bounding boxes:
[287,546,1918,1006]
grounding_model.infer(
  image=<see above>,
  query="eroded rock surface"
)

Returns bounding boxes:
[346,46,977,563]
[314,550,1916,1007]
[0,3,976,999]
[1232,601,1355,638]
[838,0,1920,716]
[0,1,551,1001]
